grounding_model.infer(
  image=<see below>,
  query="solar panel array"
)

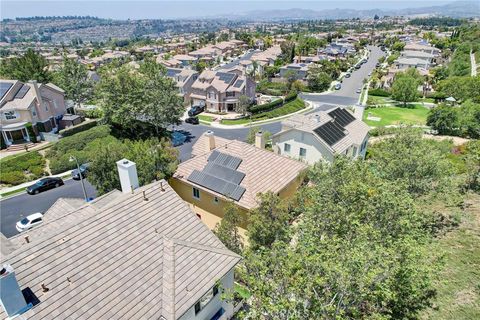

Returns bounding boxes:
[313,120,346,146]
[13,84,30,99]
[233,80,244,88]
[187,151,246,201]
[216,72,235,84]
[327,108,355,127]
[166,69,182,77]
[0,82,13,100]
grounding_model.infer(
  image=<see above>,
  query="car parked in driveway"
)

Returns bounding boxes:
[184,116,199,125]
[334,83,342,90]
[26,177,64,195]
[72,163,90,180]
[188,105,205,117]
[16,212,43,233]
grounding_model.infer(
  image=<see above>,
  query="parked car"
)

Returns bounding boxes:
[171,131,187,147]
[356,88,362,94]
[334,83,342,90]
[185,116,199,125]
[26,177,64,195]
[188,105,205,117]
[345,73,351,78]
[16,212,43,233]
[355,64,361,69]
[72,163,90,180]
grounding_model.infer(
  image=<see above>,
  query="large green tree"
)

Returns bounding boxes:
[307,64,332,92]
[213,204,244,255]
[54,56,94,109]
[0,48,52,83]
[391,73,419,107]
[427,101,480,138]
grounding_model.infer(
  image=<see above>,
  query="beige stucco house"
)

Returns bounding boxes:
[0,79,68,147]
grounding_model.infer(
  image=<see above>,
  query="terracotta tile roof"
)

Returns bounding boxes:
[0,180,240,320]
[174,134,307,210]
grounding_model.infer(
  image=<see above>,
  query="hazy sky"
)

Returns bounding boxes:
[1,1,454,20]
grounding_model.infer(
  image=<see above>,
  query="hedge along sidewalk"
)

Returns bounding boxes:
[209,101,314,129]
[0,169,73,199]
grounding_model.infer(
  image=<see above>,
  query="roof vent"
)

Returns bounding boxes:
[0,264,33,318]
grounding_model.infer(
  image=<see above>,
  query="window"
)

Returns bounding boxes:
[31,218,42,224]
[352,146,357,156]
[31,109,37,117]
[284,143,291,153]
[193,187,200,199]
[213,196,219,204]
[226,91,235,97]
[194,285,219,315]
[299,148,307,158]
[4,111,17,120]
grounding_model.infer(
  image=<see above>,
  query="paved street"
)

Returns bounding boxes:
[0,179,96,238]
[214,50,259,70]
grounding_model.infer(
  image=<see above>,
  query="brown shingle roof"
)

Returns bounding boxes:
[0,180,240,320]
[174,134,307,210]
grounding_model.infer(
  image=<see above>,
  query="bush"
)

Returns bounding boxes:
[249,99,283,114]
[251,98,305,120]
[0,151,45,185]
[59,120,98,137]
[284,91,298,103]
[368,88,390,97]
[77,108,104,119]
[25,123,37,143]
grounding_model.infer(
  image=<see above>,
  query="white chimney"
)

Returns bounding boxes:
[0,264,32,318]
[205,130,215,151]
[255,131,265,149]
[116,159,139,193]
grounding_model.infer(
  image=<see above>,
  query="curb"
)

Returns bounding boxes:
[0,173,73,200]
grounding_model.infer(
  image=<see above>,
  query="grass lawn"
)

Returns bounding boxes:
[220,117,252,125]
[363,104,430,127]
[421,193,480,320]
[367,95,392,106]
[198,114,214,123]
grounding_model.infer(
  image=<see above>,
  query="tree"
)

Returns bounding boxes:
[391,73,418,107]
[427,104,458,136]
[88,137,178,195]
[283,70,297,91]
[97,58,183,135]
[54,56,94,110]
[235,94,250,115]
[213,204,244,255]
[245,127,271,145]
[307,65,332,92]
[0,48,52,82]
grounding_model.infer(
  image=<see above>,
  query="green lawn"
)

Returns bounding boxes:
[198,114,214,123]
[363,104,430,127]
[367,95,392,106]
[421,194,480,320]
[220,117,253,125]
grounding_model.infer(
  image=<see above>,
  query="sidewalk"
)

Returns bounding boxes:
[0,169,73,197]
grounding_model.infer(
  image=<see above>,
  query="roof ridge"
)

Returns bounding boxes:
[161,237,176,320]
[170,237,241,259]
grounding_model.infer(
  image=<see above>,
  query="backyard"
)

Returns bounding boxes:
[363,104,430,127]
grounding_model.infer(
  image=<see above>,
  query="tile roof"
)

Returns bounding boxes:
[174,134,307,210]
[0,180,240,320]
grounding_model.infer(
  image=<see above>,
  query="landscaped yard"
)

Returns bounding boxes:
[363,104,430,127]
[198,114,214,123]
[421,193,480,320]
[0,151,46,186]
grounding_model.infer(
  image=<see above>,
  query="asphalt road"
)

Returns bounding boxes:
[0,179,96,238]
[214,50,259,70]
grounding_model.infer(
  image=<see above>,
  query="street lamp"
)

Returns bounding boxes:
[70,155,88,202]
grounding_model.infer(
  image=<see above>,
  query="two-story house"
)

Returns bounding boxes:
[272,107,370,164]
[166,68,199,102]
[0,160,241,320]
[189,71,255,113]
[0,80,68,147]
[170,131,308,236]
[279,63,310,80]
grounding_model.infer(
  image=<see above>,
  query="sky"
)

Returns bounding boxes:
[1,0,454,20]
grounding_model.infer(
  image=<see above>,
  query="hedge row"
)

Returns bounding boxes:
[59,120,98,137]
[252,98,305,120]
[368,88,390,97]
[249,98,283,114]
[0,151,45,185]
[284,92,298,103]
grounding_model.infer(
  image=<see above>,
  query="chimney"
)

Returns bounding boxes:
[0,264,32,318]
[205,130,215,151]
[314,114,320,123]
[255,131,265,149]
[116,159,139,193]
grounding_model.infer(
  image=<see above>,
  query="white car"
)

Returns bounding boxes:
[16,212,44,233]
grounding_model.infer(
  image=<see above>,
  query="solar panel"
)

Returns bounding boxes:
[233,80,244,88]
[14,84,30,99]
[328,108,355,127]
[216,72,235,84]
[166,68,182,77]
[187,170,246,201]
[204,162,245,184]
[313,121,346,146]
[0,82,13,100]
[208,150,242,170]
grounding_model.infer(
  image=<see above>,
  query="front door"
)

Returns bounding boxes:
[10,129,25,142]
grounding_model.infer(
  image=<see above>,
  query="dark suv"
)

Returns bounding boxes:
[26,177,64,195]
[188,105,205,117]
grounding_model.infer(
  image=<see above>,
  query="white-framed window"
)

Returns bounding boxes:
[4,111,17,120]
[299,147,307,158]
[31,109,37,117]
[193,187,200,199]
[284,143,291,153]
[194,285,219,315]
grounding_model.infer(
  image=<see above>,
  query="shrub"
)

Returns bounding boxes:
[284,91,298,103]
[249,99,283,114]
[368,88,390,97]
[0,171,27,185]
[25,123,37,143]
[0,151,45,185]
[251,98,305,120]
[59,120,98,137]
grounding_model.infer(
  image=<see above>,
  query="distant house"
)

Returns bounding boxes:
[170,131,307,234]
[0,161,241,320]
[394,57,431,70]
[189,70,255,112]
[403,43,441,56]
[0,80,69,147]
[166,68,199,102]
[272,107,370,164]
[279,63,310,80]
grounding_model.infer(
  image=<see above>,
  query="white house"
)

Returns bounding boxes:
[272,107,370,164]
